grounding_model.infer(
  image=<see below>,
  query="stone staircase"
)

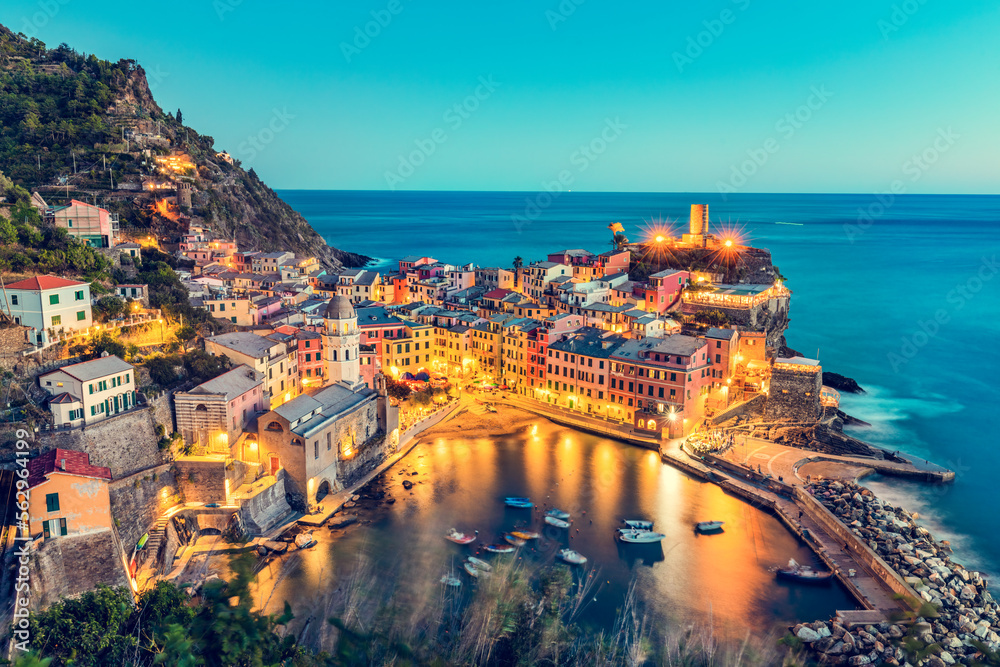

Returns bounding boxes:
[144,517,169,570]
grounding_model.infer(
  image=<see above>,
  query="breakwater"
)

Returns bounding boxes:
[798,479,1000,665]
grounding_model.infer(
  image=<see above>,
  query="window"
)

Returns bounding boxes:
[314,441,319,459]
[51,315,62,326]
[10,295,17,305]
[46,493,60,512]
[60,518,68,536]
[231,317,237,323]
[49,294,60,306]
[75,290,84,301]
[76,310,86,321]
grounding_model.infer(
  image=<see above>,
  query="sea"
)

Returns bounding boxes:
[278,190,1000,578]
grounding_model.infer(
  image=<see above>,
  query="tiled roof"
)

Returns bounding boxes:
[28,448,112,488]
[7,275,88,291]
[42,355,132,383]
[48,392,80,404]
[185,365,263,400]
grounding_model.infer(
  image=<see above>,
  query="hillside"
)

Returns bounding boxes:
[0,24,369,270]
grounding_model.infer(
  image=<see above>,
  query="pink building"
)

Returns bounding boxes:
[546,249,630,281]
[174,365,269,449]
[641,270,689,314]
[49,200,118,248]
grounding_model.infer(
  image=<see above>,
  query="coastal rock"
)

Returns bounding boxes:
[797,626,821,642]
[402,480,413,490]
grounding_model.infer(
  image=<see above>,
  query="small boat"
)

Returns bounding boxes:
[623,520,653,530]
[695,521,724,534]
[463,561,483,578]
[546,509,571,521]
[544,516,570,529]
[294,531,317,549]
[618,529,665,544]
[776,559,833,584]
[440,574,462,587]
[467,556,492,572]
[136,533,149,549]
[559,548,587,565]
[510,530,539,540]
[504,534,527,547]
[483,543,515,554]
[505,497,533,509]
[445,528,477,545]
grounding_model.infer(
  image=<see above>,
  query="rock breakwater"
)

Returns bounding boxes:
[796,480,998,665]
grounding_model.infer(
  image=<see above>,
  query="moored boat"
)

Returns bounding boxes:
[546,508,571,520]
[694,521,724,534]
[623,520,653,530]
[484,543,515,554]
[775,559,833,584]
[510,530,539,540]
[467,556,492,572]
[463,561,483,578]
[617,529,665,544]
[505,497,533,508]
[504,534,527,547]
[440,574,462,587]
[558,548,587,565]
[544,516,570,529]
[445,528,477,545]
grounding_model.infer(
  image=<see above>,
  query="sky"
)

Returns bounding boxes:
[3,1,1000,193]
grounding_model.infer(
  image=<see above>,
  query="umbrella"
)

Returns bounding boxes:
[415,371,430,381]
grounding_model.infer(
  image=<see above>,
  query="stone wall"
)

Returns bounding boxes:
[109,463,178,552]
[37,404,166,479]
[765,367,822,422]
[710,393,766,425]
[239,470,293,535]
[175,458,228,504]
[29,530,131,610]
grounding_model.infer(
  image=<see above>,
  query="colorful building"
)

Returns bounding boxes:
[3,275,93,345]
[28,449,113,541]
[48,200,118,247]
[39,355,137,427]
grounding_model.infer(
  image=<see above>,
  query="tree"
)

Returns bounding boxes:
[93,295,126,322]
[385,377,411,401]
[145,355,179,387]
[86,331,127,360]
[174,324,197,347]
[176,108,183,124]
[513,256,523,287]
[692,309,729,327]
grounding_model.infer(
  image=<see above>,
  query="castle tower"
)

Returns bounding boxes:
[682,204,709,248]
[321,295,361,388]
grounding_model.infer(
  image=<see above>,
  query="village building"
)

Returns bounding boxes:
[47,199,119,247]
[39,355,137,427]
[205,332,298,407]
[27,449,113,541]
[174,365,268,452]
[3,275,93,346]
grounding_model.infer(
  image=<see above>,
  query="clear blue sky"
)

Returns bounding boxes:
[3,1,999,193]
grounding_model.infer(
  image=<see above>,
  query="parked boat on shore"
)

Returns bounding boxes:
[467,556,492,573]
[504,534,527,547]
[505,496,533,509]
[510,530,539,540]
[484,543,515,553]
[546,508,571,520]
[544,516,570,529]
[440,573,462,587]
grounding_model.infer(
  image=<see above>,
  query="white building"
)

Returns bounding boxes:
[3,275,93,345]
[321,295,361,388]
[39,355,137,427]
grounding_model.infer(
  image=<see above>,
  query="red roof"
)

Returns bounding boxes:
[6,275,88,291]
[483,288,513,299]
[27,448,112,489]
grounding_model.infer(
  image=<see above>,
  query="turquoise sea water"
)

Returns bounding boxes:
[280,190,1000,576]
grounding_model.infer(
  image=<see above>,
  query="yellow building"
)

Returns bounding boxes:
[27,449,113,541]
[382,322,434,376]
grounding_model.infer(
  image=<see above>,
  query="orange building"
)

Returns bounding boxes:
[27,449,113,541]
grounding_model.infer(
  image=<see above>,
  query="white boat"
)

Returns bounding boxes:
[558,548,587,565]
[776,559,833,584]
[618,529,665,544]
[484,543,515,554]
[695,521,724,534]
[463,561,482,578]
[546,508,571,520]
[544,516,570,529]
[445,528,477,545]
[440,574,462,587]
[294,531,317,549]
[623,520,654,530]
[467,556,492,573]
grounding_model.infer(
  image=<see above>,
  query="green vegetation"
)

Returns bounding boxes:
[692,309,730,327]
[144,348,232,390]
[16,554,803,667]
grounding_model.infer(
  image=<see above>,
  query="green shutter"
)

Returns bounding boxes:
[77,310,86,321]
[46,493,59,512]
[49,294,59,305]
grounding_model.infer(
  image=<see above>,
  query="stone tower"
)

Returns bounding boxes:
[321,295,361,388]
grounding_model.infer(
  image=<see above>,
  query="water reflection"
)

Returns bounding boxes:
[264,419,857,641]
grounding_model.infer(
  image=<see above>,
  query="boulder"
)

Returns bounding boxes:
[797,626,822,642]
